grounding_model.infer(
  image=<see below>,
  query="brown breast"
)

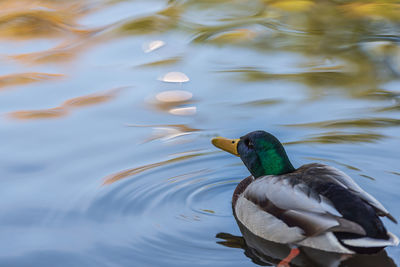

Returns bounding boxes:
[232,176,254,209]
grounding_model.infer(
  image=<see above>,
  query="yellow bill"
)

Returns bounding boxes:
[211,137,240,156]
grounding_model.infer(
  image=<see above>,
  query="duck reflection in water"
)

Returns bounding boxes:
[211,131,398,266]
[216,223,396,267]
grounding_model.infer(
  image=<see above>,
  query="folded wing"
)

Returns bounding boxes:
[243,175,367,237]
[313,165,397,223]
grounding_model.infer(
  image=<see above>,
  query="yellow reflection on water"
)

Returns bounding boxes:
[209,29,256,43]
[118,5,182,35]
[284,131,386,145]
[268,0,314,12]
[342,2,400,21]
[0,0,89,39]
[284,118,400,128]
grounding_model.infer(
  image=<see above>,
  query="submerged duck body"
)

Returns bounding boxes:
[212,131,398,254]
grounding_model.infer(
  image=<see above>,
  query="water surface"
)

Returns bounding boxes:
[0,0,399,266]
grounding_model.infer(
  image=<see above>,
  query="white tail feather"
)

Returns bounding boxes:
[341,232,399,247]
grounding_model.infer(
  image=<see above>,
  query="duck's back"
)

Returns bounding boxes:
[232,163,398,254]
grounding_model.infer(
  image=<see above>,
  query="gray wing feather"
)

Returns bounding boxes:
[244,176,366,237]
[281,210,365,236]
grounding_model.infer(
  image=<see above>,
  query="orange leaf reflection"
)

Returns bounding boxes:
[62,88,121,108]
[103,151,209,185]
[9,107,68,120]
[12,45,80,65]
[126,124,200,143]
[8,87,122,121]
[11,28,103,65]
[0,72,63,89]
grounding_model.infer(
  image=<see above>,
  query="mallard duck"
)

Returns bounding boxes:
[212,130,398,256]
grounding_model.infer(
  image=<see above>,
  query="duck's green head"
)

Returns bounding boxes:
[212,130,295,178]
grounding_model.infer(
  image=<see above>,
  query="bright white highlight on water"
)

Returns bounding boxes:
[143,40,165,53]
[169,106,196,115]
[155,90,193,103]
[159,72,190,83]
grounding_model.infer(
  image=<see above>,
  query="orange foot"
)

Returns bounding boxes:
[277,248,300,267]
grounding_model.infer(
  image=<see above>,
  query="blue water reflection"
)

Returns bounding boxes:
[0,0,399,266]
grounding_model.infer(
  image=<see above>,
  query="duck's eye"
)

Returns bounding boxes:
[248,141,254,149]
[245,139,254,149]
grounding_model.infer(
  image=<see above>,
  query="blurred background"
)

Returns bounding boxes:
[0,0,399,266]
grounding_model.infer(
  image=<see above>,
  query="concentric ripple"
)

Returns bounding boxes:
[86,151,250,266]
